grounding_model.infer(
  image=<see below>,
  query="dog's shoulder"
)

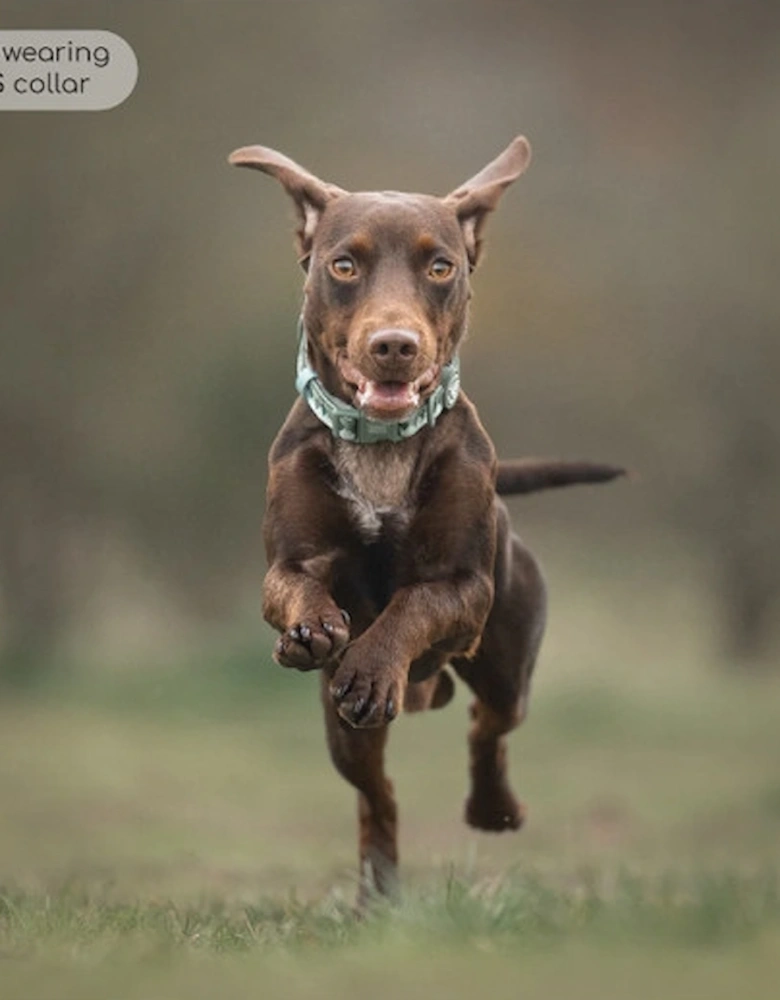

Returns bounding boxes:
[437,393,498,470]
[268,398,329,466]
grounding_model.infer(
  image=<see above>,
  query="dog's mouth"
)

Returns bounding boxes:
[340,361,439,420]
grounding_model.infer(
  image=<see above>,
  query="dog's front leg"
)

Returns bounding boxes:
[263,558,350,670]
[330,571,494,727]
[263,444,355,670]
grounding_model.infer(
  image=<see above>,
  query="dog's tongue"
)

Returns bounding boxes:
[357,380,419,415]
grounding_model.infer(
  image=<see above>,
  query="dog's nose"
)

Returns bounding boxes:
[369,329,420,366]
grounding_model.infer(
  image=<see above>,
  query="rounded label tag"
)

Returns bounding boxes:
[0,30,138,111]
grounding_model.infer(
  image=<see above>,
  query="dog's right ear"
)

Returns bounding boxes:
[229,145,346,264]
[444,136,531,269]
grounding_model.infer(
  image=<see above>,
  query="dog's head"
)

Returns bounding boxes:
[229,137,530,420]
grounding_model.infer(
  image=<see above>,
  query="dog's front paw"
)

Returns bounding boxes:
[329,657,405,728]
[275,610,350,670]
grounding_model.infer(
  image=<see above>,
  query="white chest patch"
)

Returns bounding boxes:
[333,439,419,541]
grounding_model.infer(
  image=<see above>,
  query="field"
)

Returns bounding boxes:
[2,549,780,999]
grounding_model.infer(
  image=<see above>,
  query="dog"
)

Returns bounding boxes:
[229,136,624,905]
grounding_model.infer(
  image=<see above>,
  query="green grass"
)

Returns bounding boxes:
[2,874,780,999]
[5,868,779,951]
[1,554,780,997]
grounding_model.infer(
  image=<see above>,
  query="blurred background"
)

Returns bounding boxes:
[0,0,779,906]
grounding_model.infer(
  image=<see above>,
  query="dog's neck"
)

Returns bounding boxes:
[295,319,460,445]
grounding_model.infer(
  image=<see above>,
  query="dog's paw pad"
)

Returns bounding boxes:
[275,613,350,670]
[330,667,402,728]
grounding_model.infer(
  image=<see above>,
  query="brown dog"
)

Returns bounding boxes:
[229,137,623,904]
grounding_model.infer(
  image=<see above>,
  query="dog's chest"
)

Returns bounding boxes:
[333,440,418,542]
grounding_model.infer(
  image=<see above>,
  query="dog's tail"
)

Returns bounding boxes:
[496,459,627,496]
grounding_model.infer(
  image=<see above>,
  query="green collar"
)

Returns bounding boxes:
[294,320,460,444]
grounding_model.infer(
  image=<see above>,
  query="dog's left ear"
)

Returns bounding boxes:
[444,136,531,268]
[229,145,346,263]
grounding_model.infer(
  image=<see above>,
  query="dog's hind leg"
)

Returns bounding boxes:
[321,674,399,907]
[453,510,546,832]
[461,693,528,831]
[403,667,455,713]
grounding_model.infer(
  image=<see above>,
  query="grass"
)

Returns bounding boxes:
[2,874,780,1000]
[1,551,780,997]
[6,868,778,951]
[3,871,780,1000]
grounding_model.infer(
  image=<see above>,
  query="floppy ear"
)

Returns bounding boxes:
[228,145,346,262]
[443,136,531,268]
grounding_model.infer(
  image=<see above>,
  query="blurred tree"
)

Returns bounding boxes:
[0,408,89,686]
[670,313,780,666]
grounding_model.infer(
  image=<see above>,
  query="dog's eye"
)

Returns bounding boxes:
[330,256,358,280]
[428,258,455,281]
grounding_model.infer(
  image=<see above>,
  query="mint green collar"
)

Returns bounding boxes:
[294,320,460,444]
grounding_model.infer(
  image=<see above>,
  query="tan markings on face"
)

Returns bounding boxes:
[415,234,440,254]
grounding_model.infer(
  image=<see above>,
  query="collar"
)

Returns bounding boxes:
[294,319,460,444]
